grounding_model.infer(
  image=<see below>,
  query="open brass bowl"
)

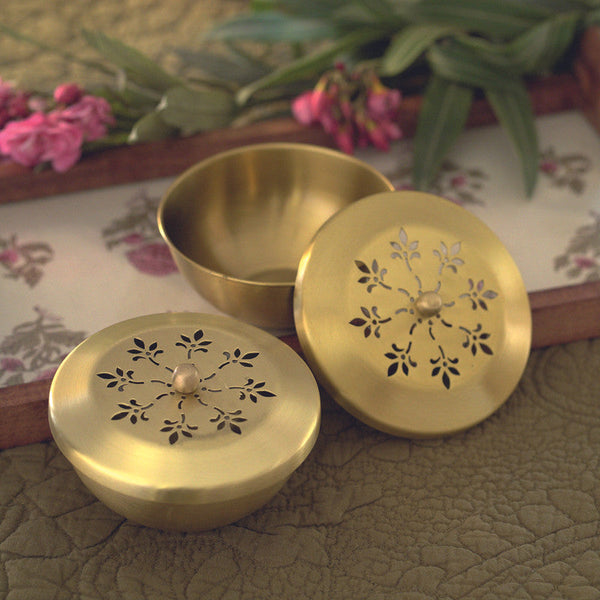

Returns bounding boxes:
[158,143,393,329]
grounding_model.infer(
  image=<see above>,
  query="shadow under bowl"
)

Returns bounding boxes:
[158,143,394,329]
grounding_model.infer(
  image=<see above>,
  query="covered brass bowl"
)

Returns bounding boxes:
[49,313,321,531]
[157,143,393,330]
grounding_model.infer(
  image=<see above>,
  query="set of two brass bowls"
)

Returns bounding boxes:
[158,143,395,330]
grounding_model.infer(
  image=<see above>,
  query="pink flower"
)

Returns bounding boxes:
[0,112,83,172]
[1,357,24,372]
[126,242,178,276]
[54,83,83,105]
[0,247,19,265]
[59,95,115,142]
[540,160,558,174]
[451,175,467,188]
[291,67,403,156]
[123,233,146,245]
[574,255,597,269]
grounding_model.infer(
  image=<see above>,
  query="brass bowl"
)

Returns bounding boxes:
[158,143,393,329]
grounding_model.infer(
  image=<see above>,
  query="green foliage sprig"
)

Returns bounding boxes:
[3,0,600,193]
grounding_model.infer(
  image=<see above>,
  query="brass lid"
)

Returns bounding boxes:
[294,191,531,437]
[49,313,320,504]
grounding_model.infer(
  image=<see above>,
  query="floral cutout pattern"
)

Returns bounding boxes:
[97,328,277,445]
[102,189,177,276]
[554,211,600,282]
[349,227,498,390]
[0,234,54,287]
[0,306,87,387]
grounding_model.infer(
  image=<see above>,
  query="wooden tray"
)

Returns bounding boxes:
[2,73,599,449]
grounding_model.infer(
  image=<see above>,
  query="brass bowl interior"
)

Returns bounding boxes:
[160,144,392,284]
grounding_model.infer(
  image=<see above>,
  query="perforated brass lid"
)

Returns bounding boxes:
[294,191,531,438]
[49,313,320,510]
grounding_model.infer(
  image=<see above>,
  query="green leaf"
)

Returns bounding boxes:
[173,46,270,86]
[204,11,337,42]
[485,83,539,196]
[380,24,455,76]
[427,39,521,90]
[236,28,386,105]
[456,11,582,74]
[396,0,555,39]
[412,75,473,191]
[158,86,236,135]
[82,29,183,93]
[128,111,177,143]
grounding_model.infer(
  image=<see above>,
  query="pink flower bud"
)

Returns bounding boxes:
[334,125,355,155]
[54,83,83,105]
[291,91,316,125]
[367,120,390,152]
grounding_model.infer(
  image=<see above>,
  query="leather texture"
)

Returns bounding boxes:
[1,338,600,599]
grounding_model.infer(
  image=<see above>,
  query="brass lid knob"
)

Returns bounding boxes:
[415,291,443,317]
[171,363,201,395]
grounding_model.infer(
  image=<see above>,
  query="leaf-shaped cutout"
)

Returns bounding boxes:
[169,432,179,445]
[111,412,129,421]
[97,372,116,379]
[480,344,494,355]
[217,421,226,430]
[432,367,441,376]
[371,259,379,272]
[257,391,276,397]
[230,423,242,435]
[149,342,158,351]
[402,362,409,376]
[399,228,408,246]
[358,276,370,284]
[182,430,193,438]
[180,335,191,343]
[482,290,498,299]
[355,260,371,273]
[385,352,398,360]
[194,329,204,341]
[130,415,137,424]
[242,352,259,360]
[160,426,174,432]
[364,326,372,338]
[107,381,118,388]
[128,349,143,354]
[442,372,451,389]
[448,367,460,376]
[387,362,399,377]
[134,338,145,349]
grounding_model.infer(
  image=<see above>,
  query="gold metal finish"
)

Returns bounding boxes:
[415,291,443,317]
[294,191,532,438]
[171,363,201,394]
[49,313,320,531]
[157,143,393,330]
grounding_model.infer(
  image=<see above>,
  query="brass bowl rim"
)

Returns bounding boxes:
[157,142,395,288]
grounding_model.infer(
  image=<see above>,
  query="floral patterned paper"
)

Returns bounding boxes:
[1,110,600,389]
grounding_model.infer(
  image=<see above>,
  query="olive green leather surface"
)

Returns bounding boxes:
[1,339,599,599]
